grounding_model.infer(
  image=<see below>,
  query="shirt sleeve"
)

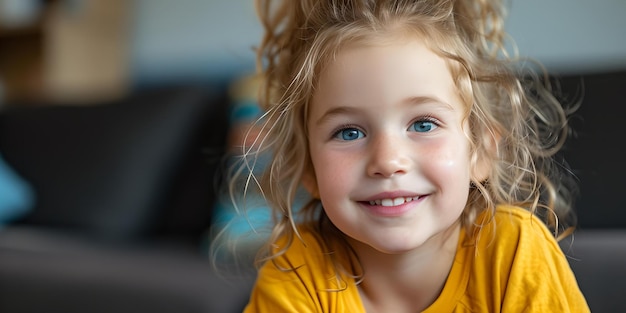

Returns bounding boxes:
[499,209,590,312]
[244,257,320,313]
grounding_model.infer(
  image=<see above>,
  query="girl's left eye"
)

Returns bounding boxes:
[410,119,438,133]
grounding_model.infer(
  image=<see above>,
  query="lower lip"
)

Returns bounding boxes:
[361,197,425,217]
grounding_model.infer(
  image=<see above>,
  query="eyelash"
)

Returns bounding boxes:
[331,123,363,140]
[411,115,441,129]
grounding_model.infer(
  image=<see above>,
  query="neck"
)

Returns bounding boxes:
[352,222,461,313]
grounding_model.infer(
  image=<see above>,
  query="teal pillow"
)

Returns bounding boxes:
[0,153,34,227]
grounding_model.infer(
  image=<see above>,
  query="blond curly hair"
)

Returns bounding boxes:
[231,0,578,270]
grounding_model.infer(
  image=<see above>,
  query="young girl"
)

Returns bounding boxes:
[236,0,590,311]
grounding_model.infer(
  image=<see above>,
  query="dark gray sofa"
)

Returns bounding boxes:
[0,86,255,313]
[0,70,624,312]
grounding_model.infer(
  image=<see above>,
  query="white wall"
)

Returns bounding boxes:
[130,0,626,84]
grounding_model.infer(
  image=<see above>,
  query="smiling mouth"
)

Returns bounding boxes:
[368,196,420,207]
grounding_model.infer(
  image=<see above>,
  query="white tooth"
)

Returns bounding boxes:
[371,197,419,206]
[393,197,405,205]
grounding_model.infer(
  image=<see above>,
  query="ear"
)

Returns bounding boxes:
[301,166,320,199]
[471,129,499,183]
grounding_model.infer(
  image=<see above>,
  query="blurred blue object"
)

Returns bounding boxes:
[0,152,34,227]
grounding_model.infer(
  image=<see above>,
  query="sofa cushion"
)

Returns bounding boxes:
[561,230,626,312]
[0,86,229,241]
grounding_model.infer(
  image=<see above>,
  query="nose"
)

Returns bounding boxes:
[366,133,412,178]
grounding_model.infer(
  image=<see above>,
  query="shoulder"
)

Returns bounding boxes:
[257,226,337,282]
[461,205,589,312]
[475,205,557,245]
[245,226,363,312]
[469,205,563,265]
[272,225,337,271]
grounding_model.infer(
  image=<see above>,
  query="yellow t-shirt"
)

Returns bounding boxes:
[244,206,590,312]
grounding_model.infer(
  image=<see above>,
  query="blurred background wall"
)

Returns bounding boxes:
[505,0,626,74]
[0,0,625,105]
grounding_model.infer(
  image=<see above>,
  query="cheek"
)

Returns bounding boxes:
[423,137,472,183]
[310,150,357,198]
[312,152,346,180]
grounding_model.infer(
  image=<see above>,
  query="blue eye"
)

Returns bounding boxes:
[335,128,364,141]
[411,120,437,132]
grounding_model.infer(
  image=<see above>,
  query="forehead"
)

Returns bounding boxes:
[313,37,460,109]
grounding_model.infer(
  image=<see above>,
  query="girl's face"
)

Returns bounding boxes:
[307,38,472,255]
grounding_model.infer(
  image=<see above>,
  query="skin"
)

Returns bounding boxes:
[306,36,476,311]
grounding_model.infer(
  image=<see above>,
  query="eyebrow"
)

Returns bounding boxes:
[314,95,454,126]
[406,96,455,111]
[314,106,359,126]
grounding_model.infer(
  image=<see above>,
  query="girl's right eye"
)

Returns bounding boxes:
[333,127,364,141]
